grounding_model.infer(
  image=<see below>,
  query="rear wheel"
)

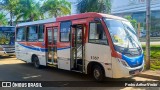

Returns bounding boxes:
[92,65,105,81]
[33,56,41,69]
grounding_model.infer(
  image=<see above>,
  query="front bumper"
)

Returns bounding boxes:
[111,57,144,78]
[0,51,15,55]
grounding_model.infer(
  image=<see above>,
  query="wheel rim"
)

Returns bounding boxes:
[94,69,100,79]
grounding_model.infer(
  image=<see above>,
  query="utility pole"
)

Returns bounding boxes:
[146,0,151,70]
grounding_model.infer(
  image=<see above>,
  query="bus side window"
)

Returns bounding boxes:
[27,26,38,42]
[60,21,71,42]
[38,25,44,42]
[16,27,26,42]
[89,22,108,45]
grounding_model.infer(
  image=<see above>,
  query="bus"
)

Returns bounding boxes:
[0,26,15,55]
[15,12,144,81]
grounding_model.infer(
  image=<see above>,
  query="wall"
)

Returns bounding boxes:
[111,0,160,14]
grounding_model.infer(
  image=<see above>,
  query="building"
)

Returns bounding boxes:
[67,0,79,15]
[111,0,160,36]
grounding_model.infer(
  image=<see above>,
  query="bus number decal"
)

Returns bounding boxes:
[91,56,99,60]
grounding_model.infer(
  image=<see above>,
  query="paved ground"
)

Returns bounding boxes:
[136,70,160,81]
[0,56,159,90]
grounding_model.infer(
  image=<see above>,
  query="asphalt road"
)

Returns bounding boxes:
[0,56,159,90]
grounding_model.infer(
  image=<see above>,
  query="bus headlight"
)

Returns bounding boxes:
[118,59,129,67]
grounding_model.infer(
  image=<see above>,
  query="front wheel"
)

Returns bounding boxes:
[93,65,105,81]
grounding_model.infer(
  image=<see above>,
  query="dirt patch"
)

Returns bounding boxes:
[0,57,24,65]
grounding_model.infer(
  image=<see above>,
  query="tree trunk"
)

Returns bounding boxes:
[10,10,13,26]
[145,0,151,70]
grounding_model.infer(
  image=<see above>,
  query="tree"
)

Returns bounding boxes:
[146,0,151,70]
[124,15,137,29]
[14,0,44,22]
[42,0,71,18]
[0,13,8,25]
[0,0,19,26]
[77,0,111,13]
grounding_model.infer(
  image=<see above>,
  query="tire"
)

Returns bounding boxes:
[33,56,41,69]
[92,65,105,81]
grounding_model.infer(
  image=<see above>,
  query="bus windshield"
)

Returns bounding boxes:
[104,19,142,56]
[0,27,15,45]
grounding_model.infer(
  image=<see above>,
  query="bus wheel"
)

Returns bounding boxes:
[93,65,105,81]
[33,56,41,69]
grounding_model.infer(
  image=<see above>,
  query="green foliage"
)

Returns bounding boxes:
[150,60,160,70]
[142,45,160,60]
[42,0,71,18]
[0,0,71,23]
[0,13,8,25]
[124,15,137,29]
[1,0,19,10]
[77,0,111,13]
[0,0,19,25]
[14,0,44,22]
[142,45,160,70]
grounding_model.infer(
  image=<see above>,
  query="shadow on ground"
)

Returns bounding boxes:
[0,58,137,87]
[0,58,158,89]
[0,55,15,59]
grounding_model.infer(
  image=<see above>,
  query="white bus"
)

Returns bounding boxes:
[15,12,144,81]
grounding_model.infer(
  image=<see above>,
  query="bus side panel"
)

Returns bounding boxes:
[15,42,20,59]
[15,42,46,66]
[26,42,46,66]
[57,43,71,70]
[15,42,28,61]
[57,48,70,70]
[85,43,112,78]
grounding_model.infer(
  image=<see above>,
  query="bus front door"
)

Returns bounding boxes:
[47,27,58,66]
[70,25,85,72]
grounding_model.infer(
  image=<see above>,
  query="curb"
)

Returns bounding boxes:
[135,72,160,81]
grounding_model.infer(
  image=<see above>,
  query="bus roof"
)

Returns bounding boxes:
[17,18,56,27]
[57,12,128,22]
[16,12,128,27]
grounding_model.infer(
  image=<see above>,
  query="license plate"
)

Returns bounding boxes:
[134,70,140,74]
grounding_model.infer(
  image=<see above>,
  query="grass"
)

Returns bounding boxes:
[142,45,160,70]
[150,60,160,70]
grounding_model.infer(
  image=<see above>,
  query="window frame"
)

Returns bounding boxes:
[88,22,108,45]
[27,25,38,42]
[53,27,58,44]
[16,26,27,42]
[60,21,72,42]
[38,24,44,42]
